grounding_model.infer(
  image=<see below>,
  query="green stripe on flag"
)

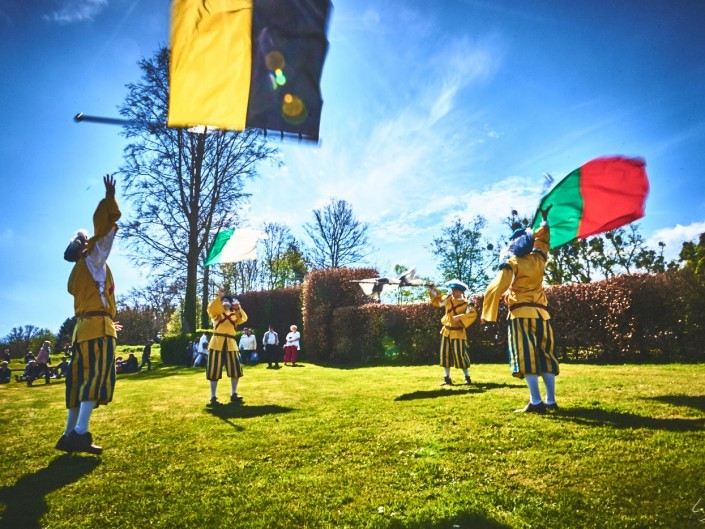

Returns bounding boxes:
[532,168,584,248]
[204,228,236,267]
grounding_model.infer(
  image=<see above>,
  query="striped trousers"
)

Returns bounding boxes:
[439,335,471,369]
[207,343,243,381]
[507,318,559,378]
[66,336,116,408]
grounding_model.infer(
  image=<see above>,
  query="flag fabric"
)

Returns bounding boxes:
[531,156,649,249]
[169,0,332,140]
[205,228,268,267]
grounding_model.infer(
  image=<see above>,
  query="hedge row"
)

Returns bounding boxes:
[163,268,705,366]
[330,269,705,365]
[301,267,378,362]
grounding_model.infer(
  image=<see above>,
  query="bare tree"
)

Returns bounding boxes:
[304,198,370,268]
[118,47,276,333]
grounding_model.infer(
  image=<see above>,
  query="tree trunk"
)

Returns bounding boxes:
[201,264,211,329]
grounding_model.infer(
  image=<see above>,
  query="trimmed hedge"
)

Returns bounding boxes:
[236,286,303,349]
[160,333,199,365]
[330,270,705,365]
[301,267,378,362]
[163,268,705,366]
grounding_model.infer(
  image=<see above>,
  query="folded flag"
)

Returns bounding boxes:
[205,228,268,267]
[169,0,332,140]
[532,156,649,249]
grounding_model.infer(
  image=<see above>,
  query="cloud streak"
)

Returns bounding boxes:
[44,0,108,24]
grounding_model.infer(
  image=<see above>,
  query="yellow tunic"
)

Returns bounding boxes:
[68,196,121,342]
[207,298,248,352]
[482,225,550,322]
[429,289,478,339]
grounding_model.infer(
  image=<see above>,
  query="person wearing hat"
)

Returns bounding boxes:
[429,279,477,386]
[205,287,248,406]
[481,206,559,413]
[0,361,11,384]
[56,174,122,455]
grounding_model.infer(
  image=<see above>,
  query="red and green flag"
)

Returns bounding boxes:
[532,156,649,248]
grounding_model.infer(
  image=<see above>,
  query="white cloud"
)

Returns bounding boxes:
[44,0,108,24]
[647,221,705,262]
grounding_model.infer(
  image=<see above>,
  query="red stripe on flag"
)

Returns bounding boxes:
[577,157,649,239]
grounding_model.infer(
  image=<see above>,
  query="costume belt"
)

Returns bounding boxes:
[77,311,113,320]
[212,332,236,338]
[444,325,464,331]
[508,302,550,314]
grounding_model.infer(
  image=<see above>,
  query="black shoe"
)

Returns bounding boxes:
[464,376,472,385]
[55,434,74,453]
[514,402,547,414]
[546,402,559,411]
[67,430,103,455]
[207,397,219,407]
[230,393,244,403]
[441,376,453,386]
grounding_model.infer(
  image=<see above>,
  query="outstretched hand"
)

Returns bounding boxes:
[218,287,225,298]
[104,174,116,198]
[114,321,123,333]
[540,204,553,221]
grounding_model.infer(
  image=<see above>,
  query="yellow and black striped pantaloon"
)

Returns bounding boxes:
[207,342,243,381]
[507,317,559,378]
[439,335,471,369]
[66,336,116,408]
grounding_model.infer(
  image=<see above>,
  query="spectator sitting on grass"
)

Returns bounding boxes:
[55,356,70,379]
[24,351,35,364]
[2,348,10,362]
[115,357,124,374]
[123,353,139,374]
[16,360,37,383]
[0,361,11,384]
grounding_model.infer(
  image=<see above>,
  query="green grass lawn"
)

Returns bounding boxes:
[1,355,704,529]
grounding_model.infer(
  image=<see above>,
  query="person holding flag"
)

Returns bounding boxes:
[206,288,248,406]
[481,206,559,413]
[429,280,478,386]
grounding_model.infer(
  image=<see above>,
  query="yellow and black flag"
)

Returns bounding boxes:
[169,0,332,140]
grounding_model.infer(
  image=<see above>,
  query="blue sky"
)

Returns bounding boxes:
[1,0,705,336]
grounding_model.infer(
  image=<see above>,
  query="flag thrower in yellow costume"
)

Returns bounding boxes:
[56,175,121,456]
[206,288,248,406]
[429,280,477,386]
[481,206,560,414]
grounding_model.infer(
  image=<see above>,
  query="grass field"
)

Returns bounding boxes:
[1,353,705,529]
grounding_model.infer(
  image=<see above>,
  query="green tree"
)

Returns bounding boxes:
[261,222,308,288]
[118,47,275,334]
[430,216,493,293]
[679,232,705,277]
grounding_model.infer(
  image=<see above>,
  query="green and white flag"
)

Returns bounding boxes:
[205,228,267,267]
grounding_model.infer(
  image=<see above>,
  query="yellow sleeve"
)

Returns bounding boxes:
[208,297,224,321]
[236,308,248,326]
[457,305,477,328]
[429,288,444,308]
[482,267,513,322]
[534,224,550,254]
[93,196,121,238]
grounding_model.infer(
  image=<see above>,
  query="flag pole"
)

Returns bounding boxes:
[75,112,320,143]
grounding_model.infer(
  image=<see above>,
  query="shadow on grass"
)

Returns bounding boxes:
[205,404,294,431]
[395,388,483,401]
[388,510,511,529]
[117,366,200,382]
[651,395,705,414]
[548,406,705,431]
[395,382,524,402]
[0,454,100,529]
